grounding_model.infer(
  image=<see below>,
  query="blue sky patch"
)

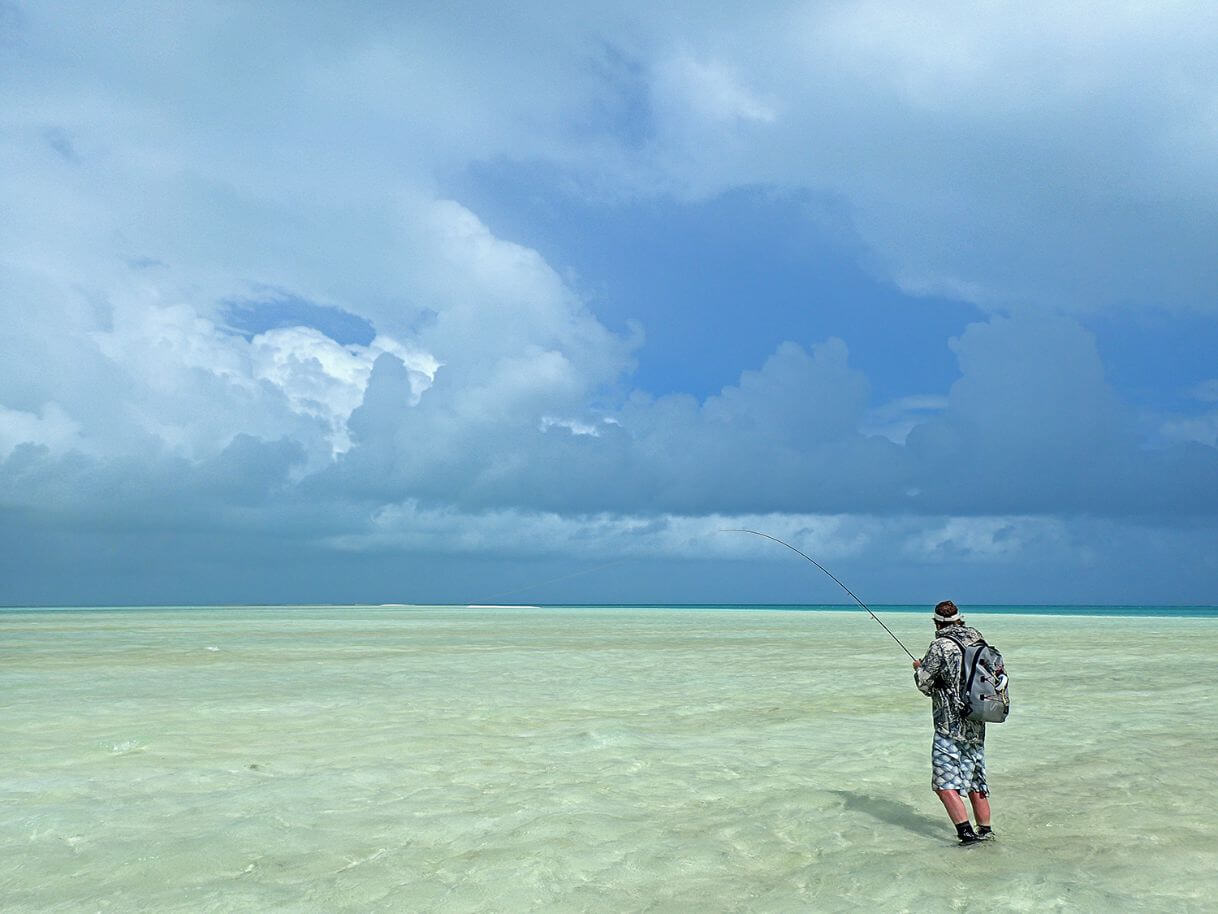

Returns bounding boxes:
[223,294,376,347]
[452,160,983,403]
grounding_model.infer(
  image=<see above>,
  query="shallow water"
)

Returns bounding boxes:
[2,606,1216,912]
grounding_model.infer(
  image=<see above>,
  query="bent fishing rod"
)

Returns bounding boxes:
[721,528,916,661]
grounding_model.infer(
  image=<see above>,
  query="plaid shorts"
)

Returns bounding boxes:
[931,732,988,794]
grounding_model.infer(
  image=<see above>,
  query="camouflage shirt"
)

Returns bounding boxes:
[914,624,986,744]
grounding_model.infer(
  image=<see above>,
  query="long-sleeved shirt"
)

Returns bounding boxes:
[914,623,986,744]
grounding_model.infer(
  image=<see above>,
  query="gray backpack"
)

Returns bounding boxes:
[941,632,1010,724]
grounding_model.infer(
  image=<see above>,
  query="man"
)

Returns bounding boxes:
[912,600,994,845]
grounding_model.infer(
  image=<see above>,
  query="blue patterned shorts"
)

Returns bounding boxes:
[931,732,988,794]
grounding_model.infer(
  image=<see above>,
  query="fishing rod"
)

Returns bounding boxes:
[721,528,917,661]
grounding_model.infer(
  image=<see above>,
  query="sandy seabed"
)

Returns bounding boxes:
[2,605,1216,913]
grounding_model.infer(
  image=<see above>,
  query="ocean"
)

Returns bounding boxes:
[2,605,1216,912]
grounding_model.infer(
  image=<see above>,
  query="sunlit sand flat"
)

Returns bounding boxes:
[2,606,1216,912]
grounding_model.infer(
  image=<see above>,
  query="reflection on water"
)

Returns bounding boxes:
[2,606,1217,911]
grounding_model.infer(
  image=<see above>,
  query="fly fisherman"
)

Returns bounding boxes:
[912,600,994,845]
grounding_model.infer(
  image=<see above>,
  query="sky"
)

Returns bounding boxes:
[2,1,1217,606]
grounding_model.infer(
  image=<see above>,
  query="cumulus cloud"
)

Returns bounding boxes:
[249,327,436,456]
[0,403,80,459]
[904,516,1067,563]
[2,2,1218,604]
[321,329,909,516]
[314,305,1218,520]
[3,273,434,467]
[8,1,1218,318]
[620,2,1218,311]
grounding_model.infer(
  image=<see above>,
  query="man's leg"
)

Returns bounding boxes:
[935,788,970,824]
[964,740,993,843]
[968,791,991,827]
[932,734,980,843]
[965,741,992,836]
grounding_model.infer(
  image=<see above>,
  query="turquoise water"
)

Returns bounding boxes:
[6,603,1217,617]
[3,605,1217,911]
[552,604,1218,618]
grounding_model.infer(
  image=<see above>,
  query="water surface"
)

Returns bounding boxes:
[2,606,1215,911]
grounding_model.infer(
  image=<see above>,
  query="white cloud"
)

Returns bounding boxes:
[0,267,438,466]
[633,2,1218,311]
[9,1,1218,319]
[2,2,1218,605]
[540,416,602,437]
[250,327,437,455]
[319,307,1217,520]
[78,288,437,464]
[0,402,80,459]
[654,56,777,124]
[903,516,1066,563]
[408,200,638,398]
[326,502,867,562]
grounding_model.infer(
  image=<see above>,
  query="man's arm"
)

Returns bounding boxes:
[913,639,944,695]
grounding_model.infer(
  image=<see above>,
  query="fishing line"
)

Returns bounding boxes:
[486,558,631,602]
[721,528,917,661]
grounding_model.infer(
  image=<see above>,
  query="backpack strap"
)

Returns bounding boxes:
[938,631,980,702]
